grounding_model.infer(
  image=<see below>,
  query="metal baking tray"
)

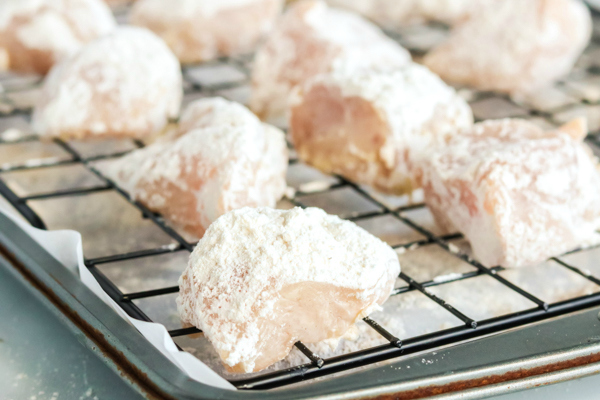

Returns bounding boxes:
[2,7,600,399]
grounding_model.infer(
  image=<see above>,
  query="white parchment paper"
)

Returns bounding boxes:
[0,204,235,391]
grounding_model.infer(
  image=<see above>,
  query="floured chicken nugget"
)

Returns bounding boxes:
[250,0,410,124]
[325,0,475,27]
[0,0,116,75]
[289,63,473,195]
[423,118,600,268]
[130,0,284,63]
[102,97,287,239]
[177,206,400,373]
[424,0,592,94]
[32,27,182,140]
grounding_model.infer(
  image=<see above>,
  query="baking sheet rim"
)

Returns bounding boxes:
[0,203,236,391]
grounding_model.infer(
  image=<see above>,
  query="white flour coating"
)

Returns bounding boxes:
[250,0,410,124]
[290,62,473,194]
[101,97,288,239]
[325,0,476,27]
[423,118,600,268]
[17,13,80,54]
[32,27,182,140]
[0,0,46,30]
[130,0,283,63]
[177,206,400,372]
[0,0,115,74]
[177,96,263,135]
[424,0,592,93]
[432,272,463,283]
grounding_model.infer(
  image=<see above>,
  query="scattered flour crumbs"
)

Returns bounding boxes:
[432,272,463,283]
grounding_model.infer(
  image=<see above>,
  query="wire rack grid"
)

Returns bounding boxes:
[2,11,600,392]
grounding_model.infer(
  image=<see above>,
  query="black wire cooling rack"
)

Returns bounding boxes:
[3,11,600,391]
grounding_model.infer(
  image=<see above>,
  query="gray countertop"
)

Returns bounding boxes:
[0,263,143,400]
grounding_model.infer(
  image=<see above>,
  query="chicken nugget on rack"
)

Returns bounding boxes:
[32,27,182,140]
[424,0,592,94]
[177,206,400,373]
[423,118,600,268]
[102,97,288,239]
[289,63,473,195]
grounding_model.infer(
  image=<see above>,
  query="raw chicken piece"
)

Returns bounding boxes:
[423,118,600,268]
[101,97,288,239]
[0,0,116,75]
[32,27,182,140]
[424,0,592,94]
[177,206,400,373]
[325,0,476,28]
[289,63,473,195]
[250,0,411,124]
[130,0,284,63]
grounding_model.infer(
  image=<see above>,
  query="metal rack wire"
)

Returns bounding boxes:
[2,14,600,391]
